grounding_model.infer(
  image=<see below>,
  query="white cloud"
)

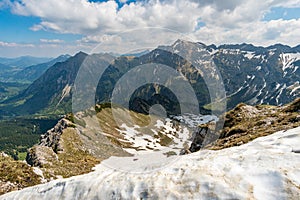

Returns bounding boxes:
[7,0,300,55]
[193,18,300,47]
[119,0,130,3]
[11,0,199,34]
[0,41,35,47]
[40,39,64,43]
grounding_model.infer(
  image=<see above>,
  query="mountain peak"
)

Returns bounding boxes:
[172,39,195,47]
[74,51,88,57]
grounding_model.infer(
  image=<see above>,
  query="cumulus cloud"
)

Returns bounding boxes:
[7,0,300,53]
[11,0,199,34]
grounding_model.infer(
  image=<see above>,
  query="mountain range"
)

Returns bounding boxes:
[1,40,300,117]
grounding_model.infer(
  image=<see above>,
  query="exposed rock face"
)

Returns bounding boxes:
[39,118,70,153]
[26,146,58,167]
[26,118,70,167]
[189,121,215,153]
[180,120,217,154]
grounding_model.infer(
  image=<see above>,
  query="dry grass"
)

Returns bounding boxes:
[209,98,300,150]
[0,154,41,195]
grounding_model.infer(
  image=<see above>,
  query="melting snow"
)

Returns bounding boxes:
[3,126,300,199]
[291,86,300,95]
[116,115,215,156]
[171,114,217,128]
[288,81,300,95]
[268,50,275,56]
[275,83,281,90]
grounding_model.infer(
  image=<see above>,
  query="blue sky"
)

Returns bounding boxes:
[263,7,300,21]
[0,8,82,43]
[0,0,300,57]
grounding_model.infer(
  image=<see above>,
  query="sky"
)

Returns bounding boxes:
[0,0,300,57]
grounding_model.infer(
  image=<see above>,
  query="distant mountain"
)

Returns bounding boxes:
[0,56,53,83]
[121,49,151,57]
[95,39,300,113]
[0,63,11,75]
[6,54,71,83]
[0,56,52,69]
[3,40,300,116]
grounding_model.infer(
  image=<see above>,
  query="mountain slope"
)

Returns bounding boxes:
[2,52,115,115]
[212,43,300,107]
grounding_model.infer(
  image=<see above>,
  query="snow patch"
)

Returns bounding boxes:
[275,84,286,105]
[116,115,215,156]
[279,53,300,71]
[56,84,71,107]
[243,51,255,60]
[256,66,262,71]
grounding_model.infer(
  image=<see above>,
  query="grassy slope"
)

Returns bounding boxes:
[0,154,41,195]
[38,128,100,179]
[210,98,300,150]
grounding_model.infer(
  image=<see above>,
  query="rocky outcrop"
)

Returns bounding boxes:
[26,146,58,167]
[39,118,70,153]
[189,121,217,153]
[26,118,70,167]
[180,120,217,155]
[24,117,100,181]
